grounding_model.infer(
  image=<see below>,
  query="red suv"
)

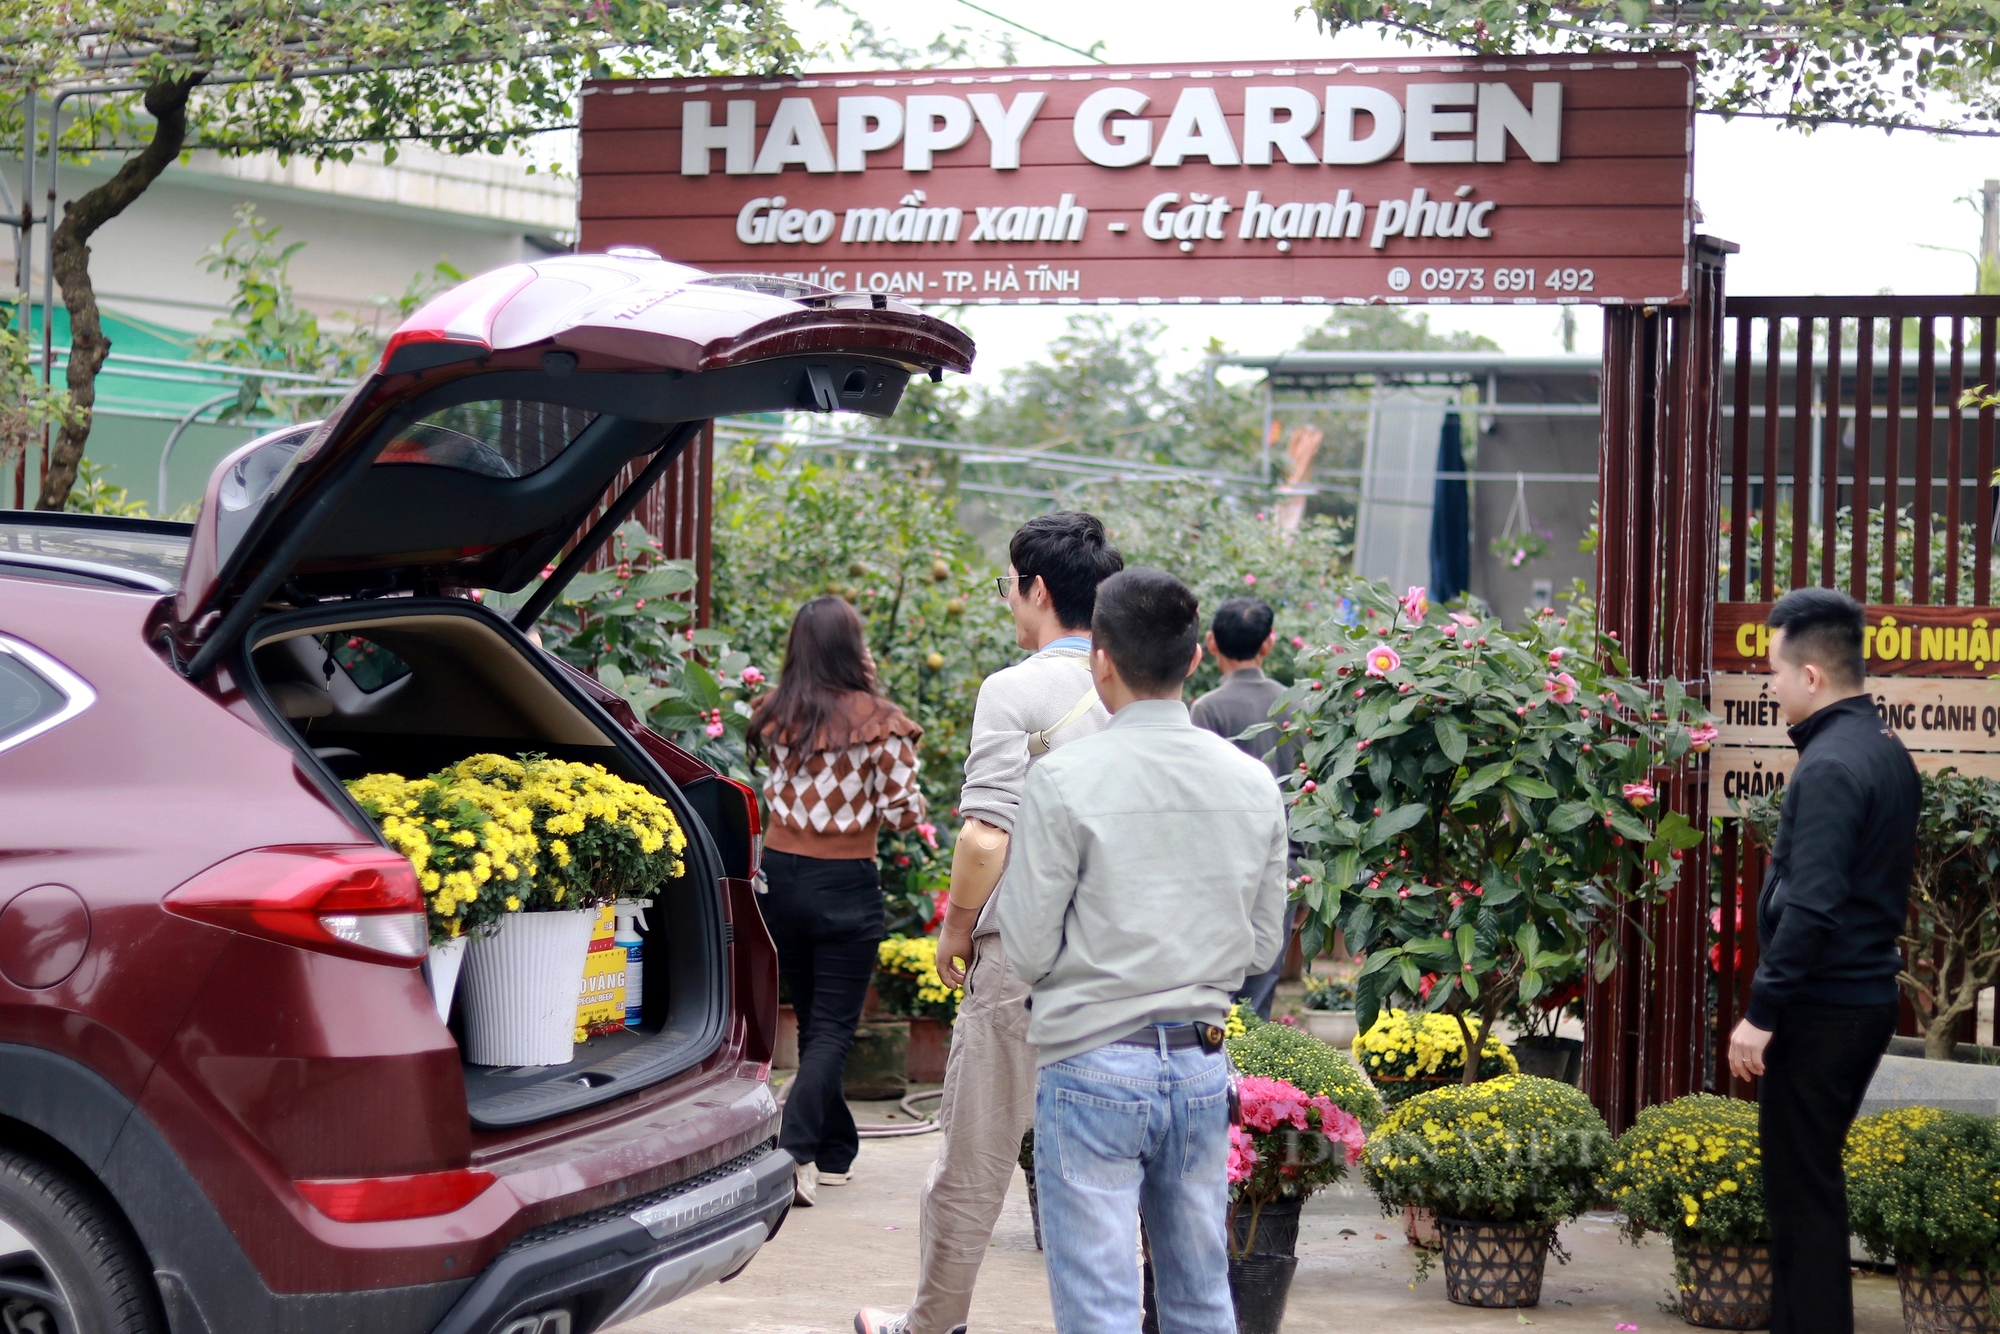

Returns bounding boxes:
[0,251,972,1334]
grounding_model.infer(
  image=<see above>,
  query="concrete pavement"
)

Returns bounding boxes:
[618,1097,1908,1334]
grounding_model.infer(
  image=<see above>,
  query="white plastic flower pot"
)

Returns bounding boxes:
[425,935,469,1024]
[460,909,597,1066]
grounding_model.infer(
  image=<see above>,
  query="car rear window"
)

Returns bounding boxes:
[0,637,91,756]
[323,633,412,693]
[0,518,189,588]
[376,401,599,480]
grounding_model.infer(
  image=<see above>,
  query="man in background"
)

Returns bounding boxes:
[855,512,1122,1334]
[1190,596,1299,1019]
[999,567,1289,1334]
[1727,587,1917,1334]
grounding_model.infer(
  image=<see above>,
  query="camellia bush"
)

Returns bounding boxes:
[1276,580,1713,1076]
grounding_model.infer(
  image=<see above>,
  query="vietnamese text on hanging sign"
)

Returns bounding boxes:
[578,58,1695,306]
[1708,673,2000,809]
[1715,603,2000,679]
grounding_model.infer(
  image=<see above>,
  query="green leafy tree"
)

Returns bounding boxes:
[195,204,463,423]
[1280,580,1711,1080]
[1308,1,2000,133]
[0,323,74,480]
[1092,481,1352,697]
[3,0,799,510]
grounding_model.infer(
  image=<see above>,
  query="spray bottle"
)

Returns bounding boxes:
[614,899,649,1029]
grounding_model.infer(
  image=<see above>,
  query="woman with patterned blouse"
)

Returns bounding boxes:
[749,595,925,1205]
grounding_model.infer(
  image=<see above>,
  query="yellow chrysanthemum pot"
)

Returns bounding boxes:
[460,907,599,1066]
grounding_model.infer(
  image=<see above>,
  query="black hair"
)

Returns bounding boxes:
[748,596,883,752]
[1210,596,1275,661]
[1767,587,1865,687]
[1009,511,1124,630]
[1092,567,1200,694]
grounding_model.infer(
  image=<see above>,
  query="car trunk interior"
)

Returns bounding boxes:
[243,601,727,1130]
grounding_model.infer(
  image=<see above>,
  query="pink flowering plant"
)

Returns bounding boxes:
[1272,579,1713,1076]
[1228,1076,1369,1254]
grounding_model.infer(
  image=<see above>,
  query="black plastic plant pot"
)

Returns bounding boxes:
[1228,1253,1299,1334]
[1231,1197,1304,1257]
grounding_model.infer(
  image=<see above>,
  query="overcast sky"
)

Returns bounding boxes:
[785,0,2000,385]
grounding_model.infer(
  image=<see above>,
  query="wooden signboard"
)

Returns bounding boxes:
[1715,603,2000,679]
[579,57,1694,306]
[1708,672,2000,810]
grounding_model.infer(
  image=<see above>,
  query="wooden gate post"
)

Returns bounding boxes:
[1583,237,1735,1129]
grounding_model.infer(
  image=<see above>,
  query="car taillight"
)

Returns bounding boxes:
[722,776,762,876]
[296,1168,499,1223]
[166,846,427,966]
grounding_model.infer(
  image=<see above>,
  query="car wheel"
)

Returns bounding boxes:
[0,1147,163,1334]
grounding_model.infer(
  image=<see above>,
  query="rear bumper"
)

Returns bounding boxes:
[431,1142,794,1334]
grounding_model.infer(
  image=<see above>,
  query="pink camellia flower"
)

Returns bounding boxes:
[1544,672,1579,705]
[1442,623,1458,639]
[1226,1125,1259,1184]
[1291,636,1305,649]
[916,821,939,851]
[1244,573,1258,587]
[1623,781,1656,807]
[1548,647,1567,665]
[1450,611,1480,627]
[740,665,766,687]
[1399,586,1429,625]
[1363,643,1401,677]
[1687,722,1719,751]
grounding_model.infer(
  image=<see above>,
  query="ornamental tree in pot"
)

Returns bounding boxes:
[1844,1107,2000,1333]
[1362,1074,1615,1308]
[1603,1094,1771,1329]
[1276,582,1711,1081]
[1741,768,2000,1062]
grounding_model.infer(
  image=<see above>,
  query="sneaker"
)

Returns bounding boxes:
[793,1161,819,1207]
[853,1309,908,1334]
[819,1168,853,1187]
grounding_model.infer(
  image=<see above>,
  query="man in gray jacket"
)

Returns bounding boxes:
[1190,595,1300,1018]
[856,512,1121,1334]
[1000,568,1290,1334]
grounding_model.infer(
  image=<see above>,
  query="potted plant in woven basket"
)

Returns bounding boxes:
[1362,1074,1613,1309]
[874,935,961,1083]
[1602,1094,1770,1329]
[1220,1007,1379,1333]
[1844,1107,2000,1334]
[355,754,686,1067]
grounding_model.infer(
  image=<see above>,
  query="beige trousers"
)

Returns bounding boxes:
[905,931,1039,1334]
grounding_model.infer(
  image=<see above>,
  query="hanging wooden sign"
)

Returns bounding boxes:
[1714,602,2000,679]
[1708,672,2000,809]
[578,57,1695,307]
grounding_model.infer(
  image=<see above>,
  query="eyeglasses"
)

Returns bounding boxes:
[994,573,1023,600]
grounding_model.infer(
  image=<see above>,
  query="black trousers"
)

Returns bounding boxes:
[758,850,884,1174]
[1758,1000,1898,1334]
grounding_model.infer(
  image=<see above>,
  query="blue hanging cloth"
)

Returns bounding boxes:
[1429,411,1471,602]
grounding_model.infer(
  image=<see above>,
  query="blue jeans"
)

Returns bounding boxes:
[1033,1035,1233,1334]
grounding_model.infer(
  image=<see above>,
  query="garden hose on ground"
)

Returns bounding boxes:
[772,1073,944,1137]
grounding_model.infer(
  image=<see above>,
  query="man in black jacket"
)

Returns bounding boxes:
[1728,588,1918,1334]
